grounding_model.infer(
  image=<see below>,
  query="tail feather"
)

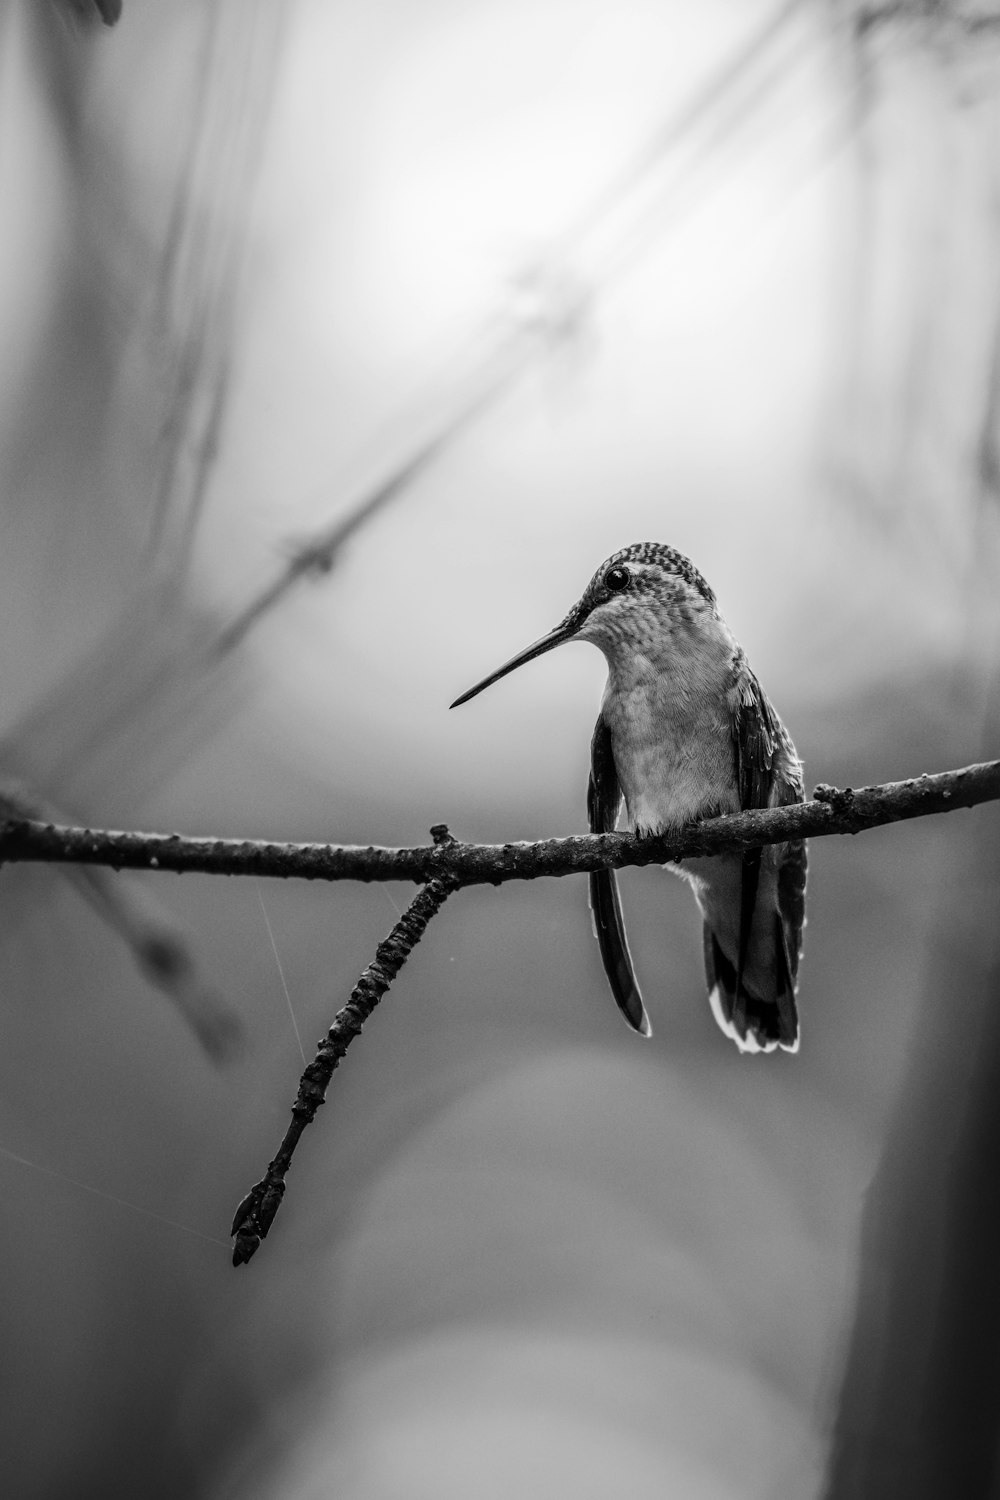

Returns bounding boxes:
[703,921,798,1055]
[589,867,652,1037]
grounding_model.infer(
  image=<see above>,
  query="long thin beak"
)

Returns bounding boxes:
[450,617,579,708]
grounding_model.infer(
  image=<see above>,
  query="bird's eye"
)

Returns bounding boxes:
[603,565,631,593]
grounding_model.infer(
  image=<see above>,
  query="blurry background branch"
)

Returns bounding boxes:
[208,0,819,653]
[1,1,287,824]
[1,760,998,885]
[824,786,1000,1499]
[56,0,122,27]
[0,782,241,1061]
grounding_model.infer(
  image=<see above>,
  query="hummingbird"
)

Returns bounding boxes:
[451,541,806,1053]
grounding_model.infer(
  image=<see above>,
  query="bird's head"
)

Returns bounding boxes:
[450,542,718,707]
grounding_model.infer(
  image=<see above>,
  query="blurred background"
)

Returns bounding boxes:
[2,1,1000,1495]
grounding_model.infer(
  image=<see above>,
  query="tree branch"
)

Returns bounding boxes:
[0,761,997,888]
[230,872,457,1266]
[7,761,990,1266]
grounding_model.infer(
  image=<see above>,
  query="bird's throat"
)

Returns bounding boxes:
[600,631,740,834]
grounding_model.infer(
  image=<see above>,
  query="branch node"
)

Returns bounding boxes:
[230,1177,286,1265]
[813,783,856,817]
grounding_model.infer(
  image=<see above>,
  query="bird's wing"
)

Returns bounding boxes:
[732,662,806,995]
[732,665,780,813]
[588,715,651,1037]
[731,665,781,1007]
[777,834,807,982]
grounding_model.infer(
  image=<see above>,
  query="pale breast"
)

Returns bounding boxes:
[601,651,740,834]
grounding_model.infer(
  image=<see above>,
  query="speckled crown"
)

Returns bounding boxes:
[596,542,716,607]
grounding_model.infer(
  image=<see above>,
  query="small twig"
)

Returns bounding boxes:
[1,761,998,887]
[231,865,456,1266]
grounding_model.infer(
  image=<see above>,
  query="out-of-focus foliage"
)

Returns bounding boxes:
[1,2,999,1497]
